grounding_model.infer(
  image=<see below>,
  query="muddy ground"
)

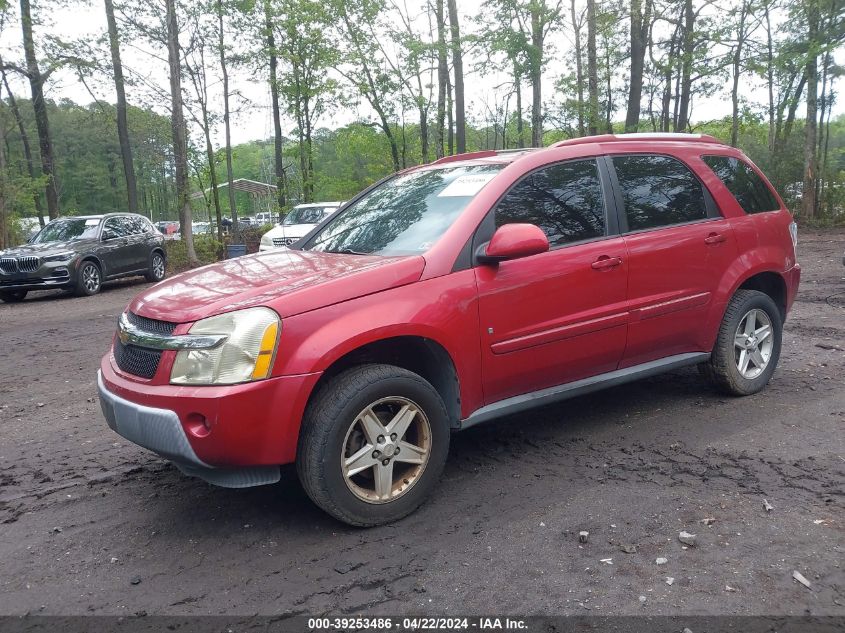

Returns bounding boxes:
[0,230,842,617]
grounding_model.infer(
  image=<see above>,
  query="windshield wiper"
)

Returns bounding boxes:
[326,248,371,255]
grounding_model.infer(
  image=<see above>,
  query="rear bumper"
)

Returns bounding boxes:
[785,263,801,315]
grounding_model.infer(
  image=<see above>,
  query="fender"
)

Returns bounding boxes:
[274,269,484,418]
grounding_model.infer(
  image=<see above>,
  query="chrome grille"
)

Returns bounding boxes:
[0,258,17,274]
[113,312,177,378]
[17,256,39,272]
[272,237,296,247]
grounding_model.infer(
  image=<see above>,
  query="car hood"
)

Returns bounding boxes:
[129,248,426,323]
[0,239,97,257]
[263,223,318,240]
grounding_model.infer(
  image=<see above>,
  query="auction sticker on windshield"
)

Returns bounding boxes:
[437,174,497,197]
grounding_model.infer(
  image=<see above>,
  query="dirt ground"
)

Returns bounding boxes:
[0,229,842,617]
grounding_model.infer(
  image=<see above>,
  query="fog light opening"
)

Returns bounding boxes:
[185,412,211,438]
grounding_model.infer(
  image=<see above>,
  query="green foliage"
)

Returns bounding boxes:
[164,235,222,272]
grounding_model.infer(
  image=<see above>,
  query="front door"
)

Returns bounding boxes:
[475,158,629,405]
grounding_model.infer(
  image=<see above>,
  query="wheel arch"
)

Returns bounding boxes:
[307,335,462,429]
[78,254,105,277]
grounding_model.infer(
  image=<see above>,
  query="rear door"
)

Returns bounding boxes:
[475,158,629,404]
[608,154,738,367]
[125,216,154,271]
[100,216,134,275]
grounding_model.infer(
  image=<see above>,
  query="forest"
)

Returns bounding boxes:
[0,0,843,263]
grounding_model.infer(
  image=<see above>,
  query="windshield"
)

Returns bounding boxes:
[34,218,101,243]
[305,165,502,255]
[284,206,334,225]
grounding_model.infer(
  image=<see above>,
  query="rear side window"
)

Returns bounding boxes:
[495,159,605,247]
[702,155,779,214]
[612,155,707,231]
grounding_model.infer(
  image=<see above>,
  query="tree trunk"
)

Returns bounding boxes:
[625,0,649,132]
[515,65,524,148]
[104,0,138,214]
[218,0,240,240]
[586,0,599,135]
[165,0,198,266]
[265,0,286,216]
[446,68,454,154]
[446,0,465,153]
[19,0,59,219]
[675,0,694,132]
[730,1,749,147]
[530,6,543,147]
[764,4,775,152]
[800,1,819,220]
[570,0,585,136]
[0,65,44,225]
[435,0,447,158]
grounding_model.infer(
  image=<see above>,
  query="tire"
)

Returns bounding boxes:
[297,364,450,527]
[701,289,782,396]
[0,290,27,303]
[145,251,166,282]
[75,260,102,297]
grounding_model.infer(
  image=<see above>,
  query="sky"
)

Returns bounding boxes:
[1,0,842,150]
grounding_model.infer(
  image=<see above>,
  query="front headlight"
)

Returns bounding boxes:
[170,307,280,385]
[43,251,76,263]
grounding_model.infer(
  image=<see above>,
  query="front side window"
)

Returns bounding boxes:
[613,155,707,231]
[103,217,132,238]
[702,155,779,214]
[494,160,606,247]
[306,165,502,255]
[34,218,101,243]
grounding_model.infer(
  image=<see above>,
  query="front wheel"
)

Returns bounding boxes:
[75,261,102,296]
[0,290,27,303]
[297,364,450,526]
[145,251,166,282]
[701,289,783,396]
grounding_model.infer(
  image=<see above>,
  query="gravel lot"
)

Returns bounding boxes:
[0,229,843,617]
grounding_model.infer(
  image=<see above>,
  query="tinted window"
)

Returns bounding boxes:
[34,218,101,243]
[495,160,605,247]
[128,217,151,234]
[702,155,779,214]
[613,155,707,231]
[103,216,132,238]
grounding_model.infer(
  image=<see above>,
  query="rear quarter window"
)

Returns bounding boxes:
[702,155,780,214]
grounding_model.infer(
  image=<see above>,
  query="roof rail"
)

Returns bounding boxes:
[551,132,720,148]
[430,148,540,165]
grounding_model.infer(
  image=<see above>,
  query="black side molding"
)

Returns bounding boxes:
[459,352,710,430]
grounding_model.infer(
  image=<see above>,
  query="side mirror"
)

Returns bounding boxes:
[477,223,549,264]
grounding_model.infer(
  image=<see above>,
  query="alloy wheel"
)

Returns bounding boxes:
[152,254,165,280]
[82,264,100,293]
[341,396,432,504]
[734,308,774,379]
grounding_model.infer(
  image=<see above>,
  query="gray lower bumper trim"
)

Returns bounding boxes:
[97,371,280,488]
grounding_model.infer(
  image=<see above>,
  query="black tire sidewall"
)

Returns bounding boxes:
[76,261,101,296]
[719,291,783,394]
[300,366,450,526]
[148,252,166,282]
[0,290,27,303]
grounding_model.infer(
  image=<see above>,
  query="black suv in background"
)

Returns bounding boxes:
[0,213,166,302]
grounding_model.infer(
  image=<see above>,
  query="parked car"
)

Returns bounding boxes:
[259,202,343,251]
[155,221,180,240]
[1,213,166,302]
[253,212,276,226]
[98,134,799,526]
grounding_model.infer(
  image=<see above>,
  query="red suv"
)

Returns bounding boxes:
[98,134,800,525]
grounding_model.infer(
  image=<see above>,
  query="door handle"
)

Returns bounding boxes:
[591,255,623,270]
[704,232,726,245]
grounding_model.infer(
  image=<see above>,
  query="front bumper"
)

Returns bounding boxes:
[0,260,76,291]
[98,371,281,488]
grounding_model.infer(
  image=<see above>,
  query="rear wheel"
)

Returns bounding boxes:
[75,261,102,296]
[701,289,782,396]
[145,251,166,282]
[0,290,27,303]
[297,364,450,526]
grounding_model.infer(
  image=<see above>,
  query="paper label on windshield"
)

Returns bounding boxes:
[85,219,100,226]
[437,174,496,197]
